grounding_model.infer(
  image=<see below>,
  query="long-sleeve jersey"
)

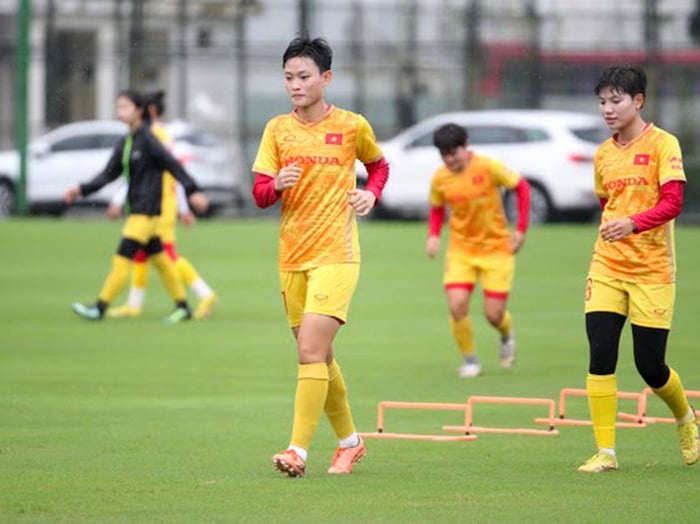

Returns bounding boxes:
[79,124,200,216]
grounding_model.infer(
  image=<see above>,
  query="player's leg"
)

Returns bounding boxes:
[481,254,515,368]
[108,249,149,317]
[144,235,191,323]
[173,251,218,319]
[444,252,479,377]
[72,215,150,320]
[630,283,699,465]
[578,275,627,473]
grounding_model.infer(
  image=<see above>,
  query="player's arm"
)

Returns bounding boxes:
[493,160,529,252]
[175,182,196,226]
[426,176,445,258]
[64,141,125,203]
[350,116,389,216]
[106,180,128,219]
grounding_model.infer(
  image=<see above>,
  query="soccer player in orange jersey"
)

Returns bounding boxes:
[426,123,530,378]
[578,66,699,473]
[252,36,389,478]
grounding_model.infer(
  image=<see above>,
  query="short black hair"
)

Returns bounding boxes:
[144,90,166,118]
[433,123,468,151]
[283,35,332,73]
[594,66,646,99]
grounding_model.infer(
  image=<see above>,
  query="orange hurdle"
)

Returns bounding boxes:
[534,388,647,428]
[617,388,700,424]
[443,396,559,436]
[359,401,477,442]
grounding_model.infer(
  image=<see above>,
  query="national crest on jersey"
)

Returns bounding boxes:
[252,106,383,270]
[591,124,686,283]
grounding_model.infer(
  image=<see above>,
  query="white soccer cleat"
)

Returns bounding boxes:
[499,333,516,369]
[459,362,482,378]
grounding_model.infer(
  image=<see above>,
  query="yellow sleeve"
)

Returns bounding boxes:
[429,173,445,207]
[252,120,280,177]
[151,123,173,147]
[488,158,521,189]
[593,148,607,198]
[658,133,686,185]
[356,115,383,164]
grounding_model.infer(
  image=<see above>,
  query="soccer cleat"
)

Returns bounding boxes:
[163,306,192,324]
[499,333,516,369]
[459,362,482,378]
[577,451,618,473]
[272,449,306,478]
[72,302,103,321]
[327,437,367,474]
[677,416,700,465]
[107,305,142,318]
[193,293,218,320]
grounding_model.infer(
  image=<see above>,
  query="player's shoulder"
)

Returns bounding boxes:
[329,106,371,128]
[470,152,505,171]
[647,124,680,146]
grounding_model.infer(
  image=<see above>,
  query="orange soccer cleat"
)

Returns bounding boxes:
[272,449,306,478]
[327,437,367,474]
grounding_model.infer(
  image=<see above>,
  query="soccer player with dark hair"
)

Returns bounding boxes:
[107,90,218,320]
[426,123,530,377]
[64,89,208,322]
[579,65,699,473]
[252,36,389,477]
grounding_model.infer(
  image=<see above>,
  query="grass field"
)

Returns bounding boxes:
[1,218,699,523]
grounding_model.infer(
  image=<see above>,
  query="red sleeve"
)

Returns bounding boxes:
[363,156,389,203]
[514,178,530,233]
[252,173,282,209]
[599,198,608,211]
[630,180,684,233]
[428,205,445,237]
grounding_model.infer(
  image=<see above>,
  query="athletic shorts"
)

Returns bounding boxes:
[585,273,675,329]
[444,251,514,298]
[157,217,177,245]
[122,214,161,245]
[279,263,360,328]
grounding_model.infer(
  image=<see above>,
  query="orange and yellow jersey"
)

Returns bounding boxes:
[429,153,520,256]
[151,123,178,234]
[252,105,383,271]
[589,124,686,283]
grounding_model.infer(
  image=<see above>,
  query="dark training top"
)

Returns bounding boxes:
[79,124,200,216]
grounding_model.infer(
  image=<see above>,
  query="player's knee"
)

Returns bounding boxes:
[484,310,503,326]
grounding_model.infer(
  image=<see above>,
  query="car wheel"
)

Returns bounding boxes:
[504,181,552,225]
[0,180,15,218]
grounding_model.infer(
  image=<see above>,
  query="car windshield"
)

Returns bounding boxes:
[570,126,610,144]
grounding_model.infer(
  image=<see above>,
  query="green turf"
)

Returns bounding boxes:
[1,218,699,523]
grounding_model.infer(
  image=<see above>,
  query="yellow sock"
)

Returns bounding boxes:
[176,256,199,287]
[586,373,617,450]
[496,311,512,339]
[150,251,186,301]
[98,255,131,303]
[653,368,692,420]
[132,260,149,288]
[324,359,356,441]
[290,363,329,450]
[449,316,474,357]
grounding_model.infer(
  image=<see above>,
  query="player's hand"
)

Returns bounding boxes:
[106,203,122,219]
[180,212,196,227]
[347,189,376,217]
[600,217,635,242]
[274,163,302,191]
[426,235,441,258]
[188,192,209,215]
[510,230,525,253]
[63,186,81,204]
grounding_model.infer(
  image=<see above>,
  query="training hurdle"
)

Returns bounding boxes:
[359,401,477,441]
[442,396,559,436]
[533,388,647,428]
[617,388,700,424]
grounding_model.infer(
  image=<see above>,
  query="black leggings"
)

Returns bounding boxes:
[586,311,670,388]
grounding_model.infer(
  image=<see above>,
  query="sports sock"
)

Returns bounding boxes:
[151,251,186,301]
[496,310,512,339]
[125,260,148,308]
[449,315,475,357]
[324,359,357,444]
[586,373,617,450]
[98,255,131,303]
[653,367,692,421]
[290,363,329,451]
[176,256,199,287]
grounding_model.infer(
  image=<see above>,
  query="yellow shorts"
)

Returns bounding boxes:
[157,218,177,245]
[585,274,675,329]
[279,263,360,328]
[122,214,161,245]
[444,251,514,297]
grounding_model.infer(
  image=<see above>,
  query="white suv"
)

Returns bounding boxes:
[360,110,609,223]
[0,120,246,217]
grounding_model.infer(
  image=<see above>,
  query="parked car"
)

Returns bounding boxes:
[359,110,610,223]
[0,119,247,217]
